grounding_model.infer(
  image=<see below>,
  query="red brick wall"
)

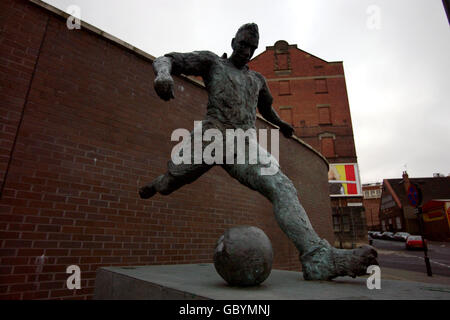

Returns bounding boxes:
[0,0,49,194]
[249,43,357,164]
[363,198,381,229]
[0,0,334,299]
[362,185,381,230]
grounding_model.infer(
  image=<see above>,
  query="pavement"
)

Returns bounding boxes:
[94,263,450,300]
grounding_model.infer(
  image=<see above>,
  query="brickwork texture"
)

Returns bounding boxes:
[0,0,334,299]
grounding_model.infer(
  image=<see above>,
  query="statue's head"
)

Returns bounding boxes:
[230,23,259,68]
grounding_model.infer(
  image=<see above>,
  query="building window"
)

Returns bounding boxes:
[381,194,395,210]
[318,106,331,125]
[364,189,382,199]
[369,189,380,198]
[279,107,293,125]
[342,215,350,232]
[372,189,380,197]
[315,79,328,93]
[396,217,402,229]
[388,218,393,231]
[279,80,291,95]
[320,137,335,158]
[333,216,340,232]
[381,220,386,231]
[276,54,289,70]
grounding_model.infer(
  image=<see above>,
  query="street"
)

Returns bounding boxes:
[371,239,450,278]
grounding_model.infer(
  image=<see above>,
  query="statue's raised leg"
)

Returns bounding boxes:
[139,161,212,199]
[139,123,213,199]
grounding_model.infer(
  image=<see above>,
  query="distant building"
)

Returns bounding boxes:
[380,172,450,241]
[249,40,357,162]
[249,41,366,247]
[362,183,382,231]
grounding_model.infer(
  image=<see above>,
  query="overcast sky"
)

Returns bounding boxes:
[44,0,450,184]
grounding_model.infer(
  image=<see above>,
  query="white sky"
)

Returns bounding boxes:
[43,0,450,184]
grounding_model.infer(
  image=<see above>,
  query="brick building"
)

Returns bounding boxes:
[249,40,366,248]
[362,183,382,231]
[0,0,335,299]
[380,171,450,240]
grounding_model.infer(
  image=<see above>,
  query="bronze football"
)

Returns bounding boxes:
[213,226,273,286]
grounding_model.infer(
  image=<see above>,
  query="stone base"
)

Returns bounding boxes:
[94,263,450,300]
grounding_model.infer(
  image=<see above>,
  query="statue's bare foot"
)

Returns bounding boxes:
[139,182,158,199]
[300,242,378,281]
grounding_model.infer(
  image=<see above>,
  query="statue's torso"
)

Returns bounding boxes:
[204,58,262,130]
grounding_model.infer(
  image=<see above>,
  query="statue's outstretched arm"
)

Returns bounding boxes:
[153,56,175,101]
[152,51,217,101]
[257,77,294,138]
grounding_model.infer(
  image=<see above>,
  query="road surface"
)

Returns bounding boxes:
[370,238,450,277]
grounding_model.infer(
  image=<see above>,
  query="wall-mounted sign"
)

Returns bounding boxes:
[423,209,444,222]
[423,200,450,226]
[328,163,362,197]
[407,184,422,208]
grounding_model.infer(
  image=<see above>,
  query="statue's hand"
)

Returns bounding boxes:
[154,72,175,101]
[279,121,294,138]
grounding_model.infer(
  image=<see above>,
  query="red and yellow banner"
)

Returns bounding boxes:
[423,209,444,222]
[328,163,362,197]
[422,200,450,226]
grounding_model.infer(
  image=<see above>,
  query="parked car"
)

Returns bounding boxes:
[368,231,376,242]
[371,231,383,239]
[393,232,410,242]
[405,235,427,250]
[381,231,395,240]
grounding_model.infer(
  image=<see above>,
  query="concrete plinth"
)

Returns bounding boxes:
[94,264,450,300]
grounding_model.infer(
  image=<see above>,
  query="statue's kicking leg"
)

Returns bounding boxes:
[139,171,180,198]
[139,122,214,199]
[221,155,377,280]
[139,161,212,199]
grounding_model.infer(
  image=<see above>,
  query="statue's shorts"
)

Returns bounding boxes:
[165,119,280,190]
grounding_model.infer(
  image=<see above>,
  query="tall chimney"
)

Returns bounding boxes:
[402,171,411,193]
